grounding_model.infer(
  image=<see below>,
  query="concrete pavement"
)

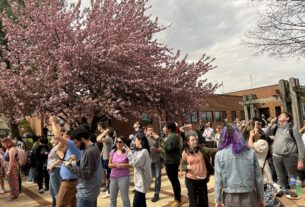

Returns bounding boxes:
[0,169,216,207]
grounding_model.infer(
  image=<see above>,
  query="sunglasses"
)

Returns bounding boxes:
[116,141,123,144]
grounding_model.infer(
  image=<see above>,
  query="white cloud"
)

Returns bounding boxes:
[148,0,304,93]
[81,0,304,93]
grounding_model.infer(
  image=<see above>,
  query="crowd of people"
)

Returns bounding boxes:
[0,112,304,207]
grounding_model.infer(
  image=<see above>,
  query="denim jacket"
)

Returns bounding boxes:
[214,145,264,204]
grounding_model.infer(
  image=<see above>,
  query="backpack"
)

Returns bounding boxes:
[16,148,28,166]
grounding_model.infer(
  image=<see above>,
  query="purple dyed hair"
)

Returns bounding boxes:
[218,124,249,154]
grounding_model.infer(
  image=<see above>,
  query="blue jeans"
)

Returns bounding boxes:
[77,198,97,207]
[27,167,36,182]
[151,161,162,195]
[49,168,61,207]
[110,176,131,207]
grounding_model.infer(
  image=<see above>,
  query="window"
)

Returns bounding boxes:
[240,111,245,120]
[215,111,226,122]
[231,111,237,122]
[199,111,213,122]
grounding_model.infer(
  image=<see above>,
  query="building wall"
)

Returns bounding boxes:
[27,95,244,137]
[227,84,283,118]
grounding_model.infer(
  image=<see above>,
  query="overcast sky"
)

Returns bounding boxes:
[82,0,304,93]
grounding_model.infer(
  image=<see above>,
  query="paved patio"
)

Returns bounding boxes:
[0,169,216,207]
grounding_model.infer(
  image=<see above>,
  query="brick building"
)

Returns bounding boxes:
[23,83,305,137]
[227,84,282,119]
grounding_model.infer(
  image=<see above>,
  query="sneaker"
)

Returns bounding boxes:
[26,181,34,184]
[102,192,110,198]
[171,200,182,207]
[44,188,49,191]
[39,189,44,194]
[151,194,160,202]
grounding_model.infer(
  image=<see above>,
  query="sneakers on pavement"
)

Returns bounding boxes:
[39,189,44,194]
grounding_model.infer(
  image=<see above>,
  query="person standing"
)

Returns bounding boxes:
[97,128,114,198]
[248,129,273,184]
[108,136,131,207]
[0,144,6,194]
[47,137,62,207]
[63,126,102,207]
[214,124,264,207]
[202,122,215,148]
[127,133,152,207]
[1,137,19,200]
[33,136,50,194]
[162,122,183,207]
[27,135,39,183]
[146,125,162,202]
[265,112,304,190]
[182,134,217,207]
[50,118,82,207]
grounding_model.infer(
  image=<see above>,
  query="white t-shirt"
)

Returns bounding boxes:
[302,133,305,147]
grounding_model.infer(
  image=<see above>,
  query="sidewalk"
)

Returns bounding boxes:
[0,170,216,207]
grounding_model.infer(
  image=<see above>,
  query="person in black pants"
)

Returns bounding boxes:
[162,122,183,207]
[33,137,50,194]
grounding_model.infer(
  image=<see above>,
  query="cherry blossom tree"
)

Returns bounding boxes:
[0,0,218,123]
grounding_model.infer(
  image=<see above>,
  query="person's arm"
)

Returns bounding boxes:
[108,151,130,168]
[181,151,188,171]
[96,129,109,142]
[214,152,223,206]
[200,146,218,159]
[127,150,146,168]
[108,151,116,168]
[264,117,277,137]
[292,128,305,169]
[7,148,17,174]
[299,126,305,134]
[253,152,264,204]
[164,133,179,152]
[65,152,96,180]
[248,130,256,148]
[179,126,186,133]
[66,140,82,160]
[49,159,62,171]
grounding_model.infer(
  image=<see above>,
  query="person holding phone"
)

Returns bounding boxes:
[126,133,152,207]
[182,133,217,207]
[108,136,131,207]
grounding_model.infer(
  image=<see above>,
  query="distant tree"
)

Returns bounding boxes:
[246,0,305,58]
[0,0,218,123]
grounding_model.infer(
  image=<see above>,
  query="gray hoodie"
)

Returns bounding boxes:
[265,123,305,160]
[128,149,152,193]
